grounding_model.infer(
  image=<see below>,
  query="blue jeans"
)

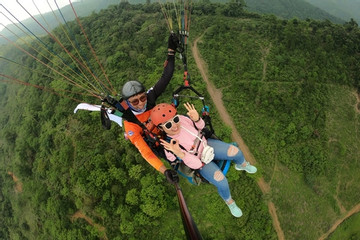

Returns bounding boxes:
[199,138,245,202]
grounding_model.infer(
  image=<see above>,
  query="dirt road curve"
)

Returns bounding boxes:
[191,33,285,240]
[71,210,108,240]
[353,90,360,113]
[318,203,360,240]
[191,32,360,240]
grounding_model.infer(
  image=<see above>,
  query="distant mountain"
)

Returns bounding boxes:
[244,0,344,23]
[304,0,360,23]
[0,0,121,45]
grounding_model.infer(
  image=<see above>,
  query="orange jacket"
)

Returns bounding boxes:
[123,111,164,171]
[122,55,175,171]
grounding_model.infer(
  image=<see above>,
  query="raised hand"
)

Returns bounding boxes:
[184,102,200,122]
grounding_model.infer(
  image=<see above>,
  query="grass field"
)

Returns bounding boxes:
[326,85,360,211]
[193,21,360,238]
[272,85,360,239]
[220,81,360,239]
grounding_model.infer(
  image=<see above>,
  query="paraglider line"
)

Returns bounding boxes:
[0,33,100,99]
[68,0,115,95]
[15,0,112,95]
[46,0,102,93]
[0,8,95,90]
[0,74,87,103]
[54,0,105,93]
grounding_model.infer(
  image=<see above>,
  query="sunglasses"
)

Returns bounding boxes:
[161,115,180,130]
[129,93,147,106]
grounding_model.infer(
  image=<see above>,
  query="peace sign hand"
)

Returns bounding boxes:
[184,102,200,122]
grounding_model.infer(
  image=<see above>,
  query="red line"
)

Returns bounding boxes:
[1,33,99,99]
[16,0,112,94]
[69,0,115,94]
[0,74,99,102]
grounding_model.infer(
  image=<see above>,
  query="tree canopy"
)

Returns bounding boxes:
[1,1,360,239]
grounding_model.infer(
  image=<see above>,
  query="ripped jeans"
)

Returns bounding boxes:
[198,138,245,202]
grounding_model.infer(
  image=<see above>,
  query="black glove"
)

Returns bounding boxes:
[168,33,179,51]
[164,169,179,184]
[103,95,117,106]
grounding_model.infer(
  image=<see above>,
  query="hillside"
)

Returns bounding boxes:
[305,0,360,23]
[244,0,344,23]
[194,10,360,239]
[0,0,121,45]
[1,2,360,239]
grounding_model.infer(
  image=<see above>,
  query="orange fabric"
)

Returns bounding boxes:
[123,110,164,171]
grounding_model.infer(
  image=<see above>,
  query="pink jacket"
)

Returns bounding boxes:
[164,115,206,169]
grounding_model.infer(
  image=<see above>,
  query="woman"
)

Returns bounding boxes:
[150,102,257,217]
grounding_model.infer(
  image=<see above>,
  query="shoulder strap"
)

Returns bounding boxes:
[109,98,150,131]
[165,136,187,152]
[164,135,189,161]
[108,97,160,144]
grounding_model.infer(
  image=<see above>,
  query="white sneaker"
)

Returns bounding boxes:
[227,202,243,218]
[235,161,257,174]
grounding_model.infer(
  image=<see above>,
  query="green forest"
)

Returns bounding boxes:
[243,0,344,23]
[1,1,360,240]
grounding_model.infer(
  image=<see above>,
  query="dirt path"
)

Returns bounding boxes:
[8,171,23,193]
[318,203,360,240]
[353,90,360,114]
[191,33,284,240]
[71,210,108,240]
[335,182,347,214]
[260,44,271,81]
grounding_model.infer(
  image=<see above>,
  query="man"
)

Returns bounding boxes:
[108,34,179,183]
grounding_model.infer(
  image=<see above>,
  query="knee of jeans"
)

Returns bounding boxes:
[214,170,224,181]
[227,145,239,157]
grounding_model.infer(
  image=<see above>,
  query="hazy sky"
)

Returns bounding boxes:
[0,0,71,31]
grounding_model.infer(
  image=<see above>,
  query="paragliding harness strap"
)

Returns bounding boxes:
[100,105,111,130]
[164,135,205,186]
[164,118,221,185]
[164,121,233,185]
[104,97,161,147]
[172,28,215,135]
[172,87,215,135]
